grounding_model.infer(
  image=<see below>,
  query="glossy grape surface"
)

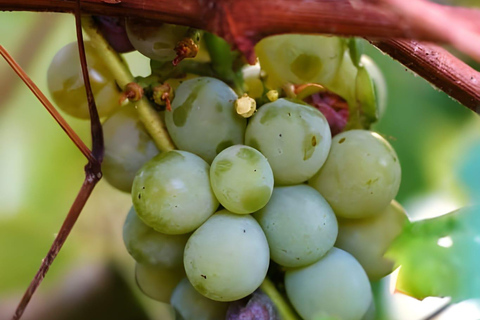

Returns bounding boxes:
[165,77,246,163]
[183,210,270,301]
[135,262,184,303]
[309,130,401,218]
[210,145,274,214]
[47,41,120,119]
[245,98,331,185]
[253,185,338,267]
[132,150,218,234]
[285,247,372,320]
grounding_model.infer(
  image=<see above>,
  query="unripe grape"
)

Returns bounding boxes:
[135,262,184,303]
[47,41,120,119]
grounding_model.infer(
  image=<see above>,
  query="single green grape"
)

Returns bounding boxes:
[103,105,160,193]
[135,262,185,303]
[245,98,331,185]
[183,210,270,302]
[170,278,229,320]
[165,77,246,163]
[125,18,189,62]
[123,207,189,269]
[309,130,401,219]
[285,247,372,320]
[255,34,344,89]
[47,41,120,119]
[132,150,219,235]
[253,185,338,268]
[210,145,274,214]
[335,200,409,280]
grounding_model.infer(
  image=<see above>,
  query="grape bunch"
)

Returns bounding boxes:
[47,18,411,320]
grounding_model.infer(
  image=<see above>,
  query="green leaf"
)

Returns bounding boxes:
[386,205,480,302]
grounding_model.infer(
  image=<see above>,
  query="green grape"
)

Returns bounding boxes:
[125,18,189,62]
[103,105,160,193]
[255,34,344,89]
[245,98,331,185]
[183,210,270,302]
[123,207,189,269]
[135,262,184,303]
[170,278,229,320]
[210,145,274,214]
[309,130,401,219]
[285,248,372,320]
[359,55,387,119]
[165,77,246,163]
[132,150,219,235]
[253,185,338,268]
[335,200,409,281]
[47,41,120,119]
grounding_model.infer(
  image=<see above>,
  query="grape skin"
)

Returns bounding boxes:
[165,77,247,164]
[335,200,409,280]
[183,210,270,302]
[170,278,229,320]
[245,98,331,185]
[135,262,185,303]
[123,207,189,269]
[132,150,219,235]
[47,41,120,119]
[210,145,274,214]
[103,105,160,193]
[253,185,338,268]
[285,247,372,320]
[309,130,401,219]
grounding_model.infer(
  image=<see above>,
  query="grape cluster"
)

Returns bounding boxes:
[47,20,410,320]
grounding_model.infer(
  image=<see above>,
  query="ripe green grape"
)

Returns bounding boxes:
[103,105,160,193]
[183,210,270,302]
[255,34,344,89]
[132,150,219,235]
[165,77,247,163]
[210,145,274,214]
[253,185,338,268]
[170,278,229,320]
[125,18,189,62]
[285,247,372,320]
[245,98,331,185]
[135,262,185,303]
[47,41,120,119]
[123,207,189,269]
[335,200,409,280]
[309,130,401,219]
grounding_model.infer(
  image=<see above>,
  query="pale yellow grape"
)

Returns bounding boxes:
[135,262,184,303]
[184,210,270,301]
[335,200,409,280]
[285,248,372,320]
[170,278,229,320]
[47,41,120,119]
[210,145,274,214]
[309,130,401,219]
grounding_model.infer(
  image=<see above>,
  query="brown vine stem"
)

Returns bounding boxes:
[1,0,479,111]
[371,40,480,113]
[11,0,104,319]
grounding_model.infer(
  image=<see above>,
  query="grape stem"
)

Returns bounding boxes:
[260,278,300,320]
[81,16,176,153]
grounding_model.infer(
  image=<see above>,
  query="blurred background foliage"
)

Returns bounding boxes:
[1,6,479,320]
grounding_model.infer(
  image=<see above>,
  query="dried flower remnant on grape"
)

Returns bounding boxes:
[119,82,144,105]
[153,83,174,111]
[266,90,279,102]
[173,31,201,66]
[235,94,257,118]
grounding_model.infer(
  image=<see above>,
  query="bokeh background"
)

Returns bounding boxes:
[1,3,480,319]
